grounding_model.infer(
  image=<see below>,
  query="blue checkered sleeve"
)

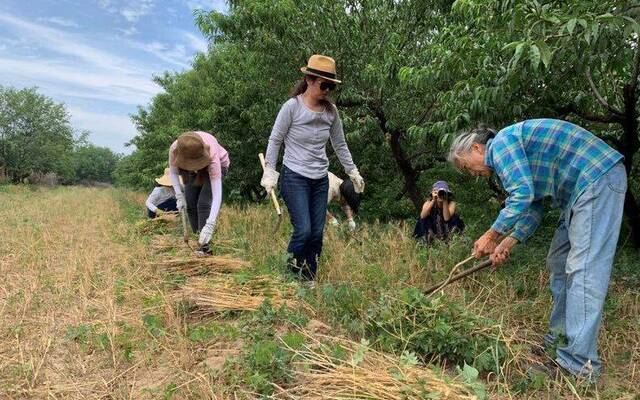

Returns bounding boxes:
[511,200,543,242]
[490,133,536,236]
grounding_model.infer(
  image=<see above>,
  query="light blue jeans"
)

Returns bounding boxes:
[544,162,627,378]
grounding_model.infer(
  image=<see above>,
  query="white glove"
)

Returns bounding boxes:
[347,219,356,231]
[347,168,365,193]
[260,165,279,194]
[175,192,186,211]
[330,217,339,226]
[198,220,215,245]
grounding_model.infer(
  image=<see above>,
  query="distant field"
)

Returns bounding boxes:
[0,185,637,399]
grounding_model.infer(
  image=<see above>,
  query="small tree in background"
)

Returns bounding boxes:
[0,86,75,183]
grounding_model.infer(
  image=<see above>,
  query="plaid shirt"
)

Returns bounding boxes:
[485,119,623,242]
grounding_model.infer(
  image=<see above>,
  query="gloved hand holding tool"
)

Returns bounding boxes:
[347,168,365,193]
[347,219,356,231]
[259,153,283,232]
[199,219,215,246]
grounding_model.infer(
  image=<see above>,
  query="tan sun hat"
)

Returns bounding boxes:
[155,167,183,186]
[155,168,172,186]
[173,132,211,171]
[300,54,341,83]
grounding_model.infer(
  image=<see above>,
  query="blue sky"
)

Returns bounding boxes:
[0,0,227,154]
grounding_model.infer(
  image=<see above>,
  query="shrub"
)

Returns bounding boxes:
[366,287,508,374]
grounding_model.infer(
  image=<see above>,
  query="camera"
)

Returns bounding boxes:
[437,189,449,200]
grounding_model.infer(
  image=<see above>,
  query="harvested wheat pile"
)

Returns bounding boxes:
[148,255,249,276]
[175,274,303,316]
[149,234,185,252]
[135,214,178,235]
[277,332,478,400]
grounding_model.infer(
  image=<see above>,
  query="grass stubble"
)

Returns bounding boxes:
[0,185,638,399]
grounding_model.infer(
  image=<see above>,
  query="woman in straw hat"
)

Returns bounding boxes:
[260,54,365,281]
[169,131,230,254]
[145,167,179,219]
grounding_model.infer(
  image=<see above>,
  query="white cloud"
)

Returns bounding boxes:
[0,57,160,105]
[118,26,139,36]
[183,31,208,52]
[127,40,191,68]
[67,106,138,153]
[0,12,131,74]
[121,0,155,23]
[185,0,227,12]
[38,16,79,28]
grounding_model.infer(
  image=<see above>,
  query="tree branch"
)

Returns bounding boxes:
[630,35,640,94]
[585,67,624,116]
[553,103,622,124]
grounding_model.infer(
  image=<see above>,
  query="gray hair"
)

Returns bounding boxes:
[447,125,496,168]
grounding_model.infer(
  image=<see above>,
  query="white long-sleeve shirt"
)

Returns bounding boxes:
[145,186,176,212]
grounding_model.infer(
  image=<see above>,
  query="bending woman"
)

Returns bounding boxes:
[260,54,364,281]
[169,131,230,254]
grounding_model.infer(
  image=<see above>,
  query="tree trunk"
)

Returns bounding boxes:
[621,83,640,246]
[388,130,422,211]
[369,103,423,211]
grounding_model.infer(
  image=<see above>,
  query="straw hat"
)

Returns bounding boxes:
[155,168,172,186]
[155,167,183,186]
[173,132,211,171]
[300,54,341,83]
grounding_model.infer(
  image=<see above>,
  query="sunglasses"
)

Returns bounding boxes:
[319,81,336,91]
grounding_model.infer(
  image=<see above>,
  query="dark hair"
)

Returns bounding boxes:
[339,179,361,214]
[289,75,336,116]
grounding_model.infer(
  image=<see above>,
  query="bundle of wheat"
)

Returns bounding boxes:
[277,332,478,400]
[176,274,302,316]
[135,214,178,235]
[148,256,248,276]
[149,234,184,252]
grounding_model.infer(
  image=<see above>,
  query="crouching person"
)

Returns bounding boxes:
[413,181,464,244]
[326,171,362,230]
[169,131,230,255]
[146,168,179,219]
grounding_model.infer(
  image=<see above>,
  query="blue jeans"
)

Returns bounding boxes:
[544,162,626,378]
[280,166,329,280]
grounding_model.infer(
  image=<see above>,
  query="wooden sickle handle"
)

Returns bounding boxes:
[258,153,282,216]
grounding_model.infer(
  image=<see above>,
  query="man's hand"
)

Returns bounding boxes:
[347,219,356,231]
[490,236,518,267]
[473,229,501,258]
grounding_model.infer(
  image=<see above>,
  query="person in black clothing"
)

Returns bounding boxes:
[413,181,464,244]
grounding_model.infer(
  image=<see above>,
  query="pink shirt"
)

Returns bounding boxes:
[168,131,229,225]
[169,131,230,179]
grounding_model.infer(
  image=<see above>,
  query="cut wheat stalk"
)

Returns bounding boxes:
[174,275,306,317]
[277,331,478,400]
[148,256,249,276]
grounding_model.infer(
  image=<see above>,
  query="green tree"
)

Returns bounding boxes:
[442,0,640,244]
[73,143,120,183]
[0,86,76,183]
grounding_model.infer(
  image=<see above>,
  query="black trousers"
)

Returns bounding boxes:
[183,171,212,233]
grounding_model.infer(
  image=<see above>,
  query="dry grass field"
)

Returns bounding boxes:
[0,185,638,399]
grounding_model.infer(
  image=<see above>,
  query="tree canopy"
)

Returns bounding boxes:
[118,0,640,243]
[0,86,120,184]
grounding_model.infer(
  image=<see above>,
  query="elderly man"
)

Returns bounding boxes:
[447,119,626,380]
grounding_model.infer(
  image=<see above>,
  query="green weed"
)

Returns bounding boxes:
[366,287,508,374]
